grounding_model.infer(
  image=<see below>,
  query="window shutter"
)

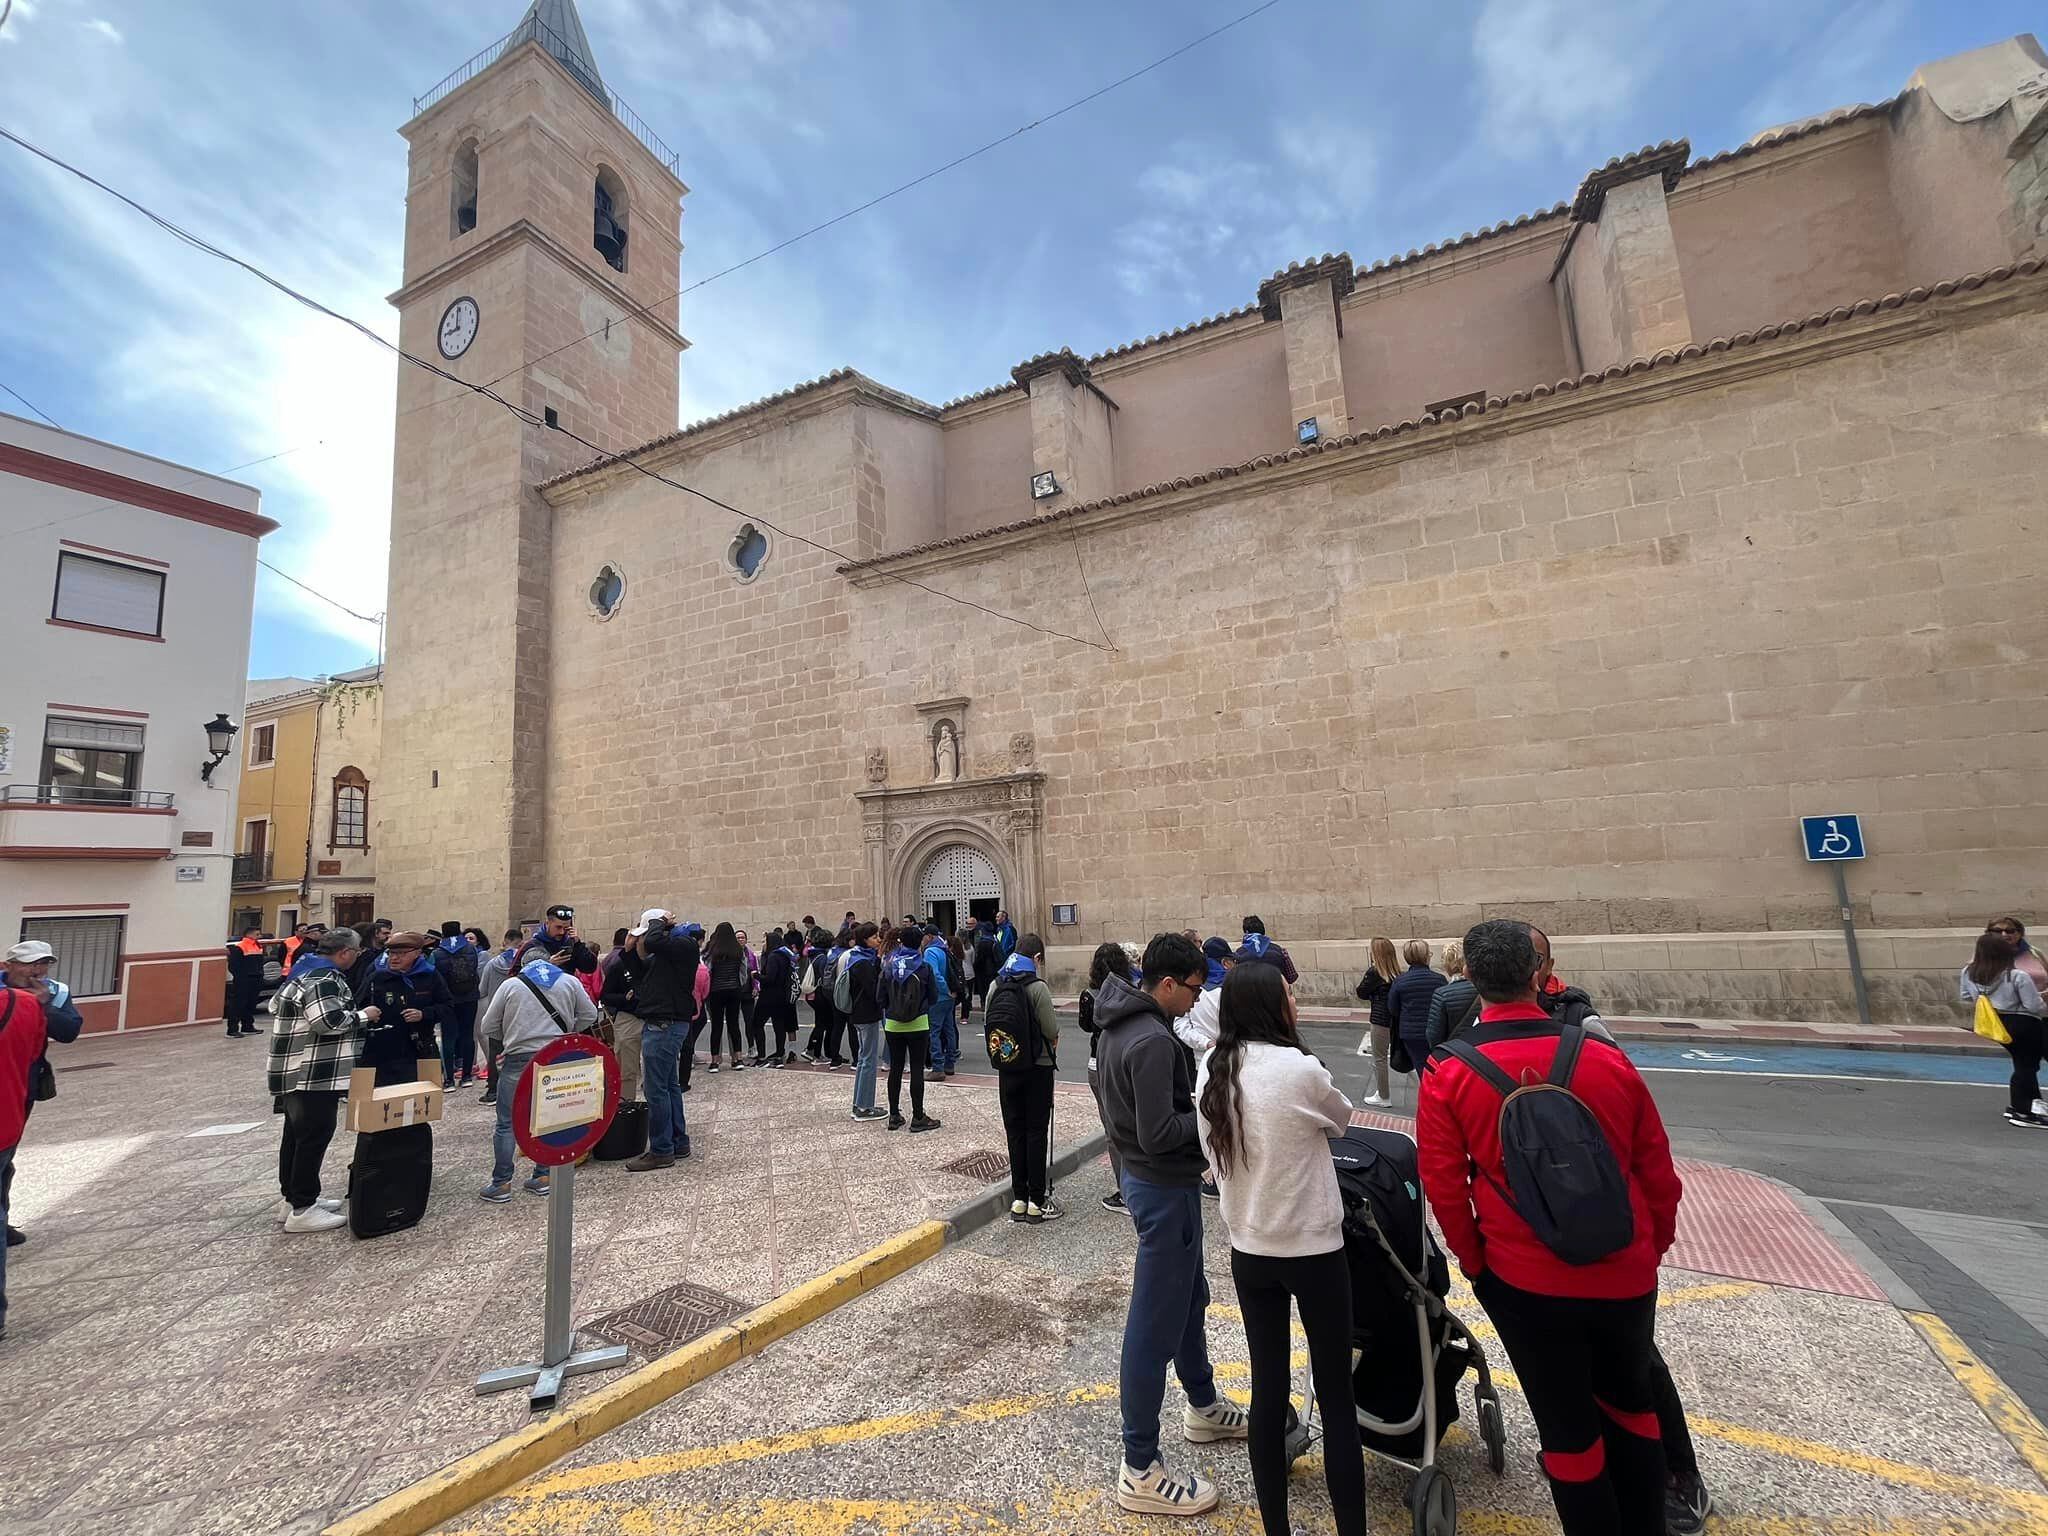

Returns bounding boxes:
[54,555,163,635]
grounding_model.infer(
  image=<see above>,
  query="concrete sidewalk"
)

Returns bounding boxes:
[0,1027,1100,1536]
[441,1151,2048,1536]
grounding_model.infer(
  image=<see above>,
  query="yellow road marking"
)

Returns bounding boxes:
[1907,1312,2048,1489]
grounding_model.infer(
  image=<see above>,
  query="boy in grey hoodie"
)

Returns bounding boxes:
[1094,931,1247,1517]
[476,950,598,1202]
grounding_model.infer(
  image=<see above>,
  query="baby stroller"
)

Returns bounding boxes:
[1284,1126,1506,1536]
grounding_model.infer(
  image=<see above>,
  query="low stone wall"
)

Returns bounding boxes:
[1043,929,1978,1027]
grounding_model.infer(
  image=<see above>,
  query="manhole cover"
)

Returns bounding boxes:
[939,1149,1010,1183]
[63,1062,118,1072]
[585,1281,749,1358]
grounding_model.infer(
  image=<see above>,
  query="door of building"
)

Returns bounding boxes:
[917,844,1002,930]
[332,895,375,931]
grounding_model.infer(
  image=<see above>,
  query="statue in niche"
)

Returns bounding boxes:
[865,747,887,785]
[932,720,961,784]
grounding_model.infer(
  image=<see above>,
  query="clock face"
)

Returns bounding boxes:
[437,296,479,359]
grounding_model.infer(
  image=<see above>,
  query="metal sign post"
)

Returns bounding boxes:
[477,1033,628,1411]
[1800,814,1872,1032]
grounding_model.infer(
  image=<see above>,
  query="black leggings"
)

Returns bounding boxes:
[886,1029,927,1118]
[2000,1011,2043,1114]
[277,1090,342,1210]
[767,1000,797,1059]
[706,990,745,1056]
[744,993,766,1059]
[999,1064,1055,1203]
[1474,1271,1665,1536]
[1231,1247,1366,1536]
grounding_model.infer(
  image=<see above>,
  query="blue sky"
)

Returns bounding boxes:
[0,0,2037,677]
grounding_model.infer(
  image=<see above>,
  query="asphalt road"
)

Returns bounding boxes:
[1037,1012,2044,1227]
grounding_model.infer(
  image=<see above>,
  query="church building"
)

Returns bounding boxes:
[378,2,2048,1022]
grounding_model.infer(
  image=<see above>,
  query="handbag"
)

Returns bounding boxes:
[1974,989,2014,1047]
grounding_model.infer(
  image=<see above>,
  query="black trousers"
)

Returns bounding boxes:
[277,1090,342,1210]
[1651,1349,1697,1480]
[1474,1271,1666,1536]
[706,990,745,1056]
[999,1064,1056,1203]
[228,976,262,1032]
[767,999,797,1058]
[744,992,767,1059]
[807,998,836,1057]
[885,1029,927,1118]
[1231,1247,1367,1536]
[1999,1011,2043,1113]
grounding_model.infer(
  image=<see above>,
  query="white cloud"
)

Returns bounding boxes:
[84,16,120,44]
[1470,0,1671,159]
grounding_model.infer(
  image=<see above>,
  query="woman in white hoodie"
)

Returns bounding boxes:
[1196,962,1364,1536]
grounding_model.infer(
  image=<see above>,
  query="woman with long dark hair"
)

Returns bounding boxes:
[1080,940,1136,1212]
[757,929,800,1066]
[701,922,749,1073]
[1960,931,2048,1128]
[1196,962,1364,1536]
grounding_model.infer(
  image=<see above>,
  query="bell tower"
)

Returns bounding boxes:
[378,0,686,925]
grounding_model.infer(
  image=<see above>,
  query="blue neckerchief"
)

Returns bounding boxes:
[438,935,472,956]
[999,953,1038,977]
[496,946,519,966]
[885,945,922,984]
[1240,932,1274,962]
[522,959,566,989]
[1204,958,1227,989]
[289,953,339,980]
[374,951,436,976]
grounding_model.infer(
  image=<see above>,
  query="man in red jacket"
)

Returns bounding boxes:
[0,966,51,1342]
[1418,919,1683,1536]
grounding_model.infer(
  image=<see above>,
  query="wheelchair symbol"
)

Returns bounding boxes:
[1817,820,1853,857]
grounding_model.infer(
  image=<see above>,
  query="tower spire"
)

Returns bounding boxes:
[515,0,605,103]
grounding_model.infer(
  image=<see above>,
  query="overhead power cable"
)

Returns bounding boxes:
[0,379,62,427]
[0,125,1116,651]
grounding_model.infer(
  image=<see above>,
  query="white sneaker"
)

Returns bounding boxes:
[1184,1397,1249,1442]
[1361,1093,1392,1108]
[1116,1458,1218,1516]
[282,1205,347,1234]
[2033,1098,2048,1119]
[278,1196,345,1219]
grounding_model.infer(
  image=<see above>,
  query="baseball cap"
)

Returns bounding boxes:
[629,908,667,937]
[5,940,55,964]
[1202,936,1234,963]
[545,904,575,921]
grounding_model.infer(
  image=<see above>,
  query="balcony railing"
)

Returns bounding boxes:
[232,851,274,886]
[411,15,680,177]
[1,784,175,810]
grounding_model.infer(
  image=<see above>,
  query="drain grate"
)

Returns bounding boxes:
[585,1280,750,1358]
[62,1062,118,1072]
[939,1149,1010,1184]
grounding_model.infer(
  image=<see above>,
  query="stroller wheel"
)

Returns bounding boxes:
[1408,1465,1456,1536]
[1281,1402,1315,1465]
[1477,1393,1506,1477]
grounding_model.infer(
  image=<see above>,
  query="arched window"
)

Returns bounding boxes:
[332,766,369,850]
[451,138,479,237]
[593,166,628,272]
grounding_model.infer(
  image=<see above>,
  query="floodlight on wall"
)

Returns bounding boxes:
[1030,470,1061,500]
[200,713,240,784]
[1297,417,1320,445]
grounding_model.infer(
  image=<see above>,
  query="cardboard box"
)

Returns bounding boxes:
[347,1058,444,1134]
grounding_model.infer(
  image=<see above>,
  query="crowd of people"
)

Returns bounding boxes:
[259,903,1036,1231]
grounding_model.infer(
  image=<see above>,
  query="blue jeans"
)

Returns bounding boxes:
[929,1007,959,1071]
[441,997,478,1081]
[0,1143,14,1329]
[491,1051,536,1185]
[1119,1172,1219,1470]
[642,1020,689,1157]
[851,1019,881,1111]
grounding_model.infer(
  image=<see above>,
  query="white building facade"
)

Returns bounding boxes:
[0,411,274,1034]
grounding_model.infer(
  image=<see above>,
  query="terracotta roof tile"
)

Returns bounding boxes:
[1354,205,1572,279]
[1570,140,1691,221]
[1685,99,1896,174]
[838,257,2047,574]
[1088,303,1260,363]
[1011,348,1091,388]
[1256,253,1356,320]
[940,378,1025,409]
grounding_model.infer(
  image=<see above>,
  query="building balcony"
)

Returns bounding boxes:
[231,851,274,886]
[0,784,179,860]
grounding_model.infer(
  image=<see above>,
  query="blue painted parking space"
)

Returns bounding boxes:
[1625,1041,2007,1085]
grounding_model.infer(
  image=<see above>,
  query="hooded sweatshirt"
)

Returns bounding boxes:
[1093,972,1204,1188]
[479,957,599,1057]
[994,952,1058,1065]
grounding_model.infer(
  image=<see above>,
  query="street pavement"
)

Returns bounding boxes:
[442,1154,2048,1536]
[0,1027,1101,1536]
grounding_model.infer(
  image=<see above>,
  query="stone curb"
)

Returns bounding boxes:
[322,1218,949,1536]
[942,1130,1111,1238]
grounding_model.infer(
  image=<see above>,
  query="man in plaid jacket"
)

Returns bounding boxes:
[267,927,382,1233]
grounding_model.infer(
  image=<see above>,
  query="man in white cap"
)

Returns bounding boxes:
[3,940,84,1331]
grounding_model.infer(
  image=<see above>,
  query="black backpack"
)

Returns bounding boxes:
[439,942,481,997]
[982,972,1038,1072]
[882,951,928,1024]
[974,933,1000,977]
[1440,1024,1635,1266]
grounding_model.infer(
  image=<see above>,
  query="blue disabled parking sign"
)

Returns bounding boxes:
[1800,814,1865,861]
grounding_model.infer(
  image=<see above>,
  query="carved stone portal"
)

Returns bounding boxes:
[855,766,1046,931]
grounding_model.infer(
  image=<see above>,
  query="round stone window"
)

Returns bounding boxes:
[588,562,626,619]
[725,522,770,583]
